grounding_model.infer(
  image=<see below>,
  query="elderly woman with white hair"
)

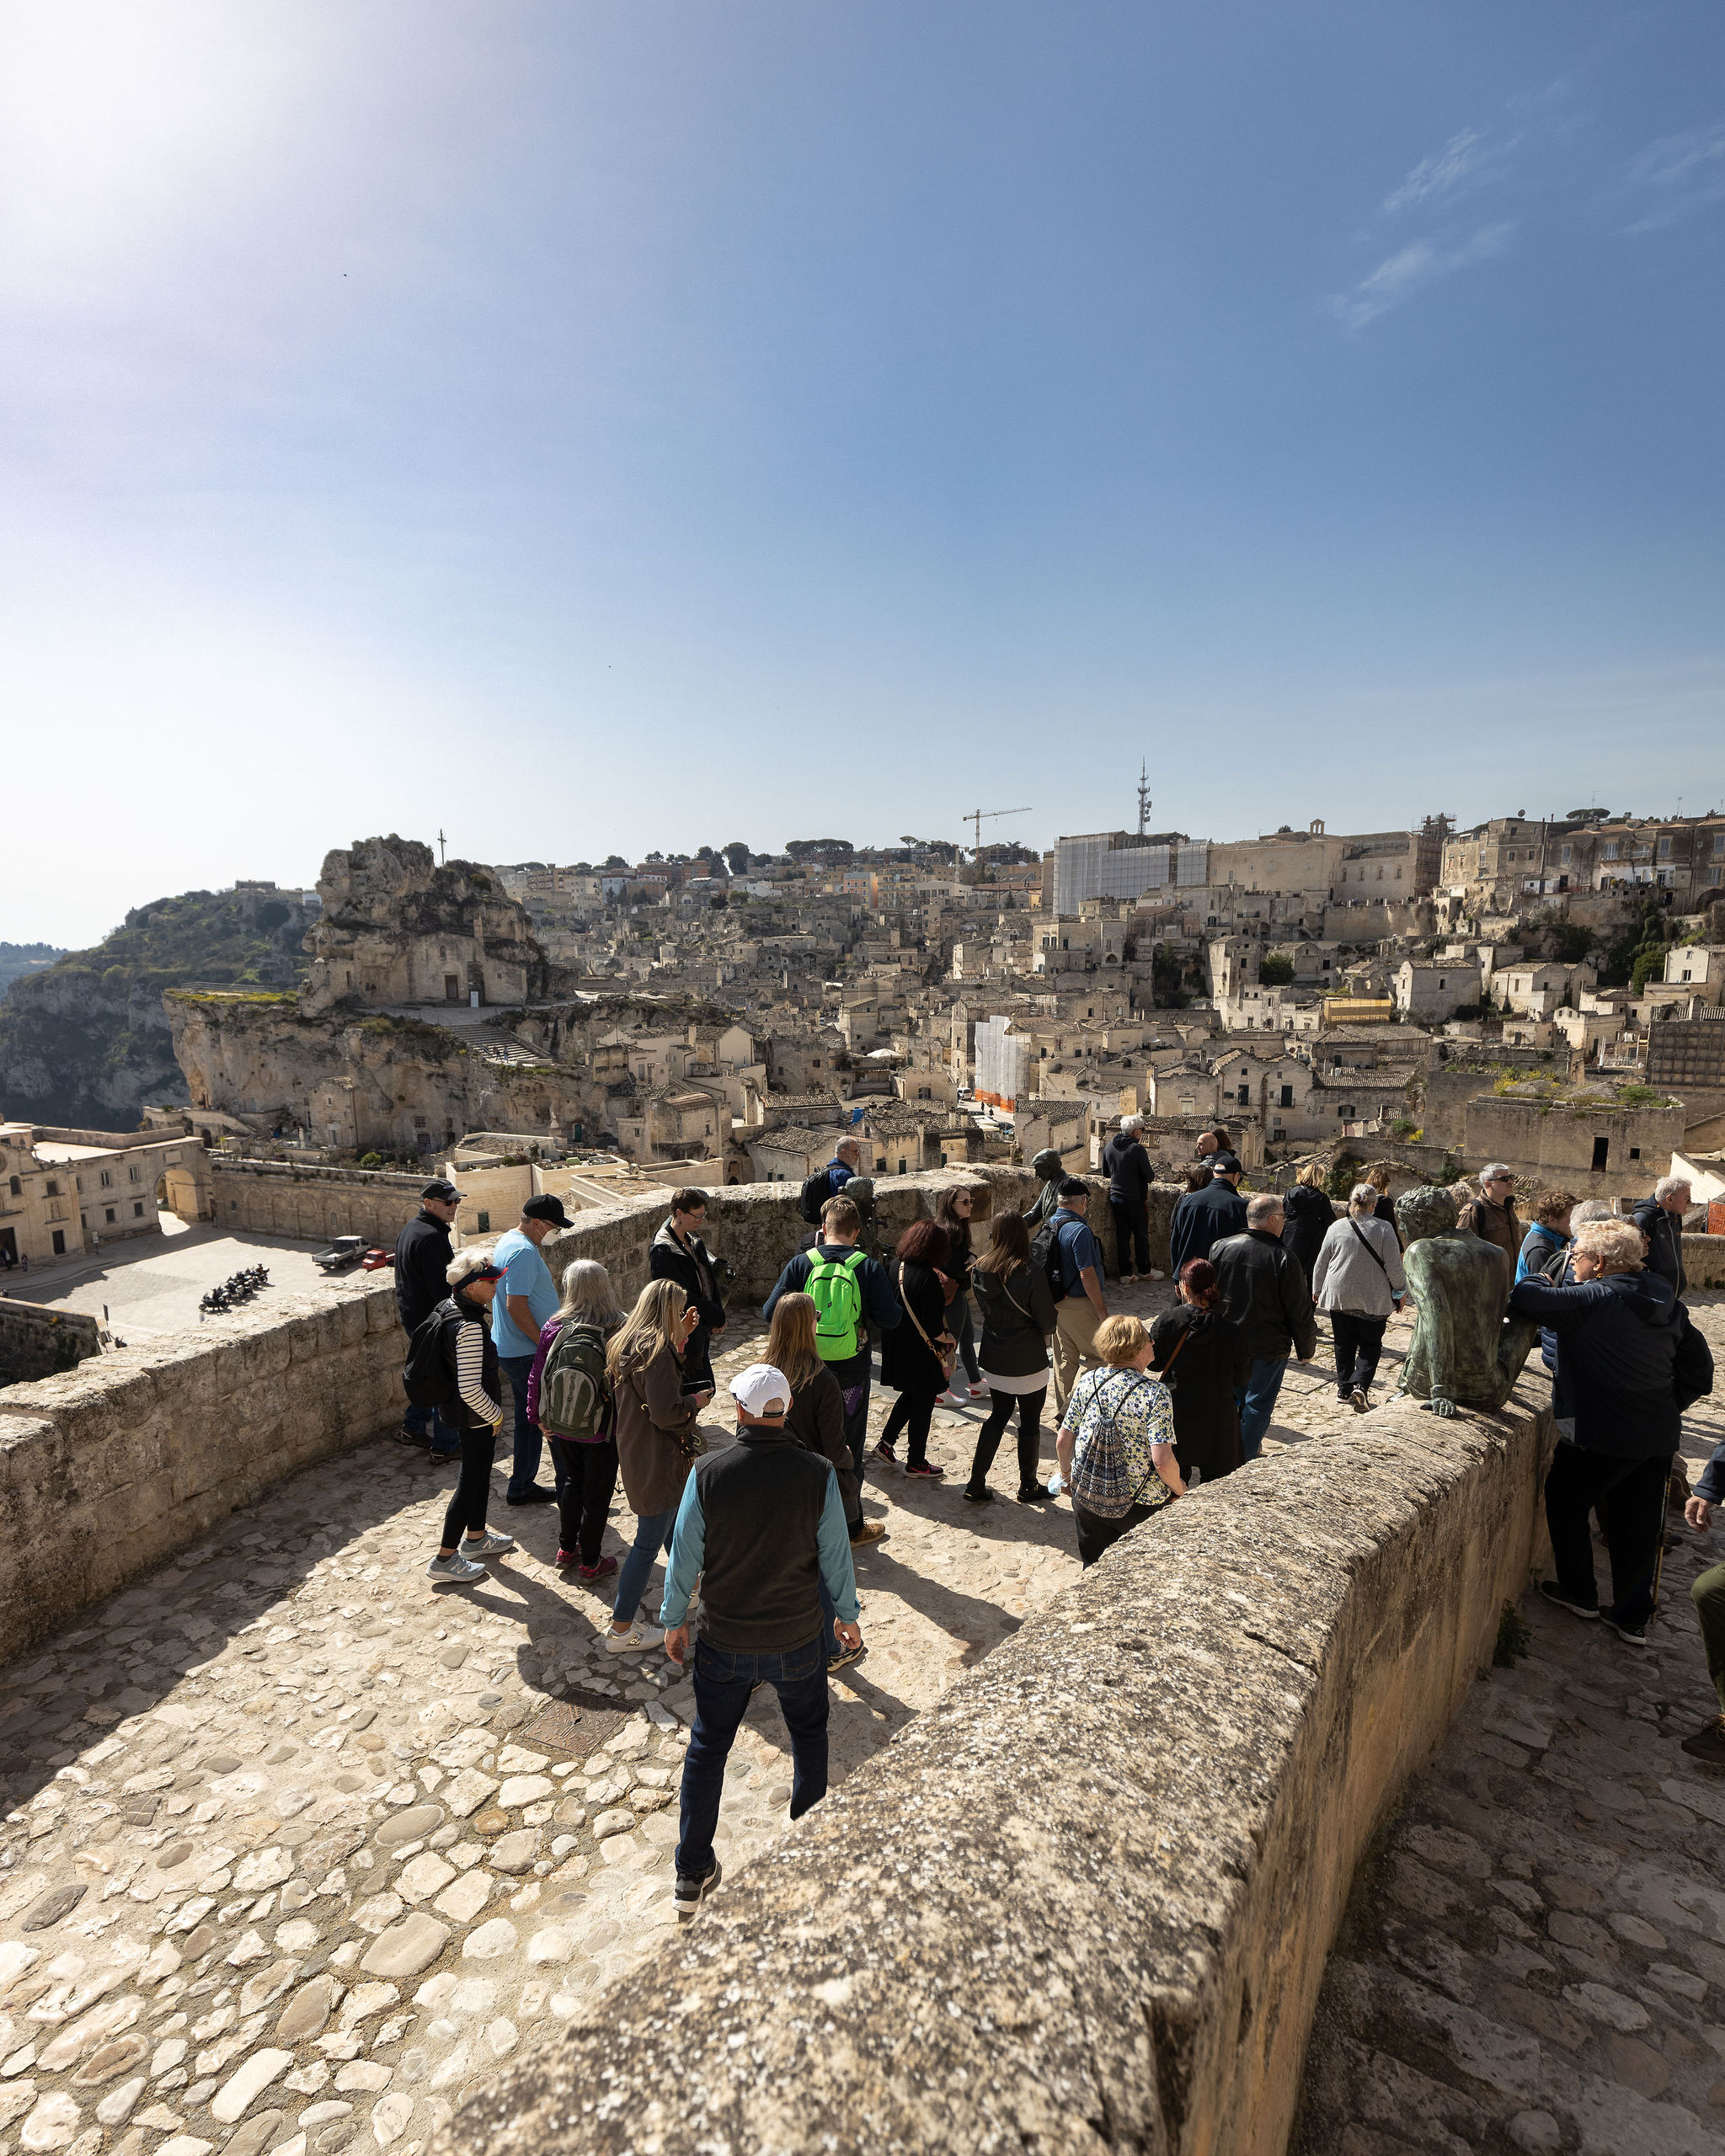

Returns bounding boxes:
[1310,1182,1407,1411]
[1510,1218,1689,1645]
[1102,1113,1156,1282]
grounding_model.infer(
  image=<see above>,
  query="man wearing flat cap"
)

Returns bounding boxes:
[659,1360,862,1923]
[395,1178,465,1458]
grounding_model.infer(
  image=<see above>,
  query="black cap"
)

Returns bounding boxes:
[1210,1153,1244,1179]
[422,1179,462,1203]
[521,1193,573,1228]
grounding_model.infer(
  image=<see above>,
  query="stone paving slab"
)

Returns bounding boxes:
[1296,1292,1725,2156]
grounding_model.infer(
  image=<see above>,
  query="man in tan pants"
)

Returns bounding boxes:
[1046,1179,1110,1417]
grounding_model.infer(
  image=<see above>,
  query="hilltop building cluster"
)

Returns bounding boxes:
[3,801,1724,1270]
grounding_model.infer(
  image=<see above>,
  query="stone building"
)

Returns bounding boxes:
[0,1122,206,1267]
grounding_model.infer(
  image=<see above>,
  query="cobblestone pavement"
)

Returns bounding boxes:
[1297,1292,1725,2156]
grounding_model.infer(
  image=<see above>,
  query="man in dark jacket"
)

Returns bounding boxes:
[1169,1155,1249,1277]
[764,1194,900,1545]
[1102,1116,1155,1282]
[649,1187,728,1398]
[660,1361,861,1921]
[1633,1176,1691,1296]
[1212,1194,1317,1460]
[395,1179,463,1457]
[1509,1219,1685,1645]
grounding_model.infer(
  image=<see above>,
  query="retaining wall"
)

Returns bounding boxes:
[211,1158,430,1244]
[0,1299,101,1387]
[448,1380,1555,2156]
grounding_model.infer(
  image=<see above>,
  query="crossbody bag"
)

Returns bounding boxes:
[897,1262,957,1379]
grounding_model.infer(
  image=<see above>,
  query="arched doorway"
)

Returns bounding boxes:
[155,1169,200,1225]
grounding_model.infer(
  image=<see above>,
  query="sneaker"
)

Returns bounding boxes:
[849,1521,888,1547]
[554,1547,577,1566]
[426,1551,487,1583]
[1601,1612,1649,1646]
[430,1446,462,1464]
[873,1442,898,1464]
[1680,1716,1725,1766]
[505,1486,556,1507]
[673,1857,723,1922]
[905,1461,946,1479]
[1016,1486,1055,1504]
[1349,1388,1370,1414]
[393,1426,428,1449]
[604,1622,665,1655]
[578,1556,618,1582]
[962,1486,994,1504]
[827,1644,866,1673]
[1538,1580,1599,1621]
[462,1531,515,1558]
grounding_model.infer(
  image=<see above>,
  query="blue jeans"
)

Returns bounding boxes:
[499,1353,553,1499]
[403,1402,461,1455]
[612,1506,676,1625]
[674,1633,829,1882]
[1234,1357,1289,1461]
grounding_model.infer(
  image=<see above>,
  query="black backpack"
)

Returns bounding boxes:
[1029,1219,1068,1302]
[403,1301,457,1408]
[799,1170,830,1225]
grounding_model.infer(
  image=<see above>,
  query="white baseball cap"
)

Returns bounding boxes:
[731,1362,793,1417]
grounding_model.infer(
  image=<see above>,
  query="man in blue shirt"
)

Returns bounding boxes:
[660,1362,862,1922]
[1047,1178,1109,1417]
[489,1193,569,1505]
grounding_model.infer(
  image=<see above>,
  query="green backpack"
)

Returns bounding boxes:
[537,1321,611,1442]
[805,1249,867,1362]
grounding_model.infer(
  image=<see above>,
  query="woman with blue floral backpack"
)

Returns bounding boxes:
[1055,1313,1183,1568]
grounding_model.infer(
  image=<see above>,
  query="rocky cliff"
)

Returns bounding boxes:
[0,889,312,1127]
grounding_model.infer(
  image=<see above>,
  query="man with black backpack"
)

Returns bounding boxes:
[394,1179,465,1460]
[763,1193,900,1546]
[799,1137,863,1230]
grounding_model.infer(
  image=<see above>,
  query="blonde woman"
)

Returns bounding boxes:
[604,1279,710,1653]
[1279,1162,1333,1287]
[766,1294,865,1668]
[1509,1218,1687,1646]
[526,1259,626,1582]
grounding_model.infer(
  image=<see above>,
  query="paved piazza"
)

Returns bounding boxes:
[3,1225,340,1343]
[2,1287,1722,2156]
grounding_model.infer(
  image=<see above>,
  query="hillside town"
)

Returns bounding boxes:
[3,800,1725,1270]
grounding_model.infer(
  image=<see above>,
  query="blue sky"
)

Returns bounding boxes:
[3,0,1722,946]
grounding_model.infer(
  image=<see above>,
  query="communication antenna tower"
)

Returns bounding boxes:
[1136,761,1152,835]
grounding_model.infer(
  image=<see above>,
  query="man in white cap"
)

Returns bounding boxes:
[658,1360,862,1922]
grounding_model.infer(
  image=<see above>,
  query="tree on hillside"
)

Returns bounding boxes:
[786,838,854,861]
[724,841,750,874]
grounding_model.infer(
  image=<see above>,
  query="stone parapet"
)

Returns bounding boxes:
[445,1381,1553,2156]
[1680,1231,1725,1288]
[0,1298,102,1387]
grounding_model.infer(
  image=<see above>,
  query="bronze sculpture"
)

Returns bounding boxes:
[1393,1183,1541,1417]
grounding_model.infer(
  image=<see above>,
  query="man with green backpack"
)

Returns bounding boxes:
[762,1193,903,1546]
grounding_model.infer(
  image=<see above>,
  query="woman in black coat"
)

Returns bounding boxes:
[1148,1257,1251,1484]
[966,1211,1058,1503]
[878,1220,953,1479]
[1279,1166,1334,1289]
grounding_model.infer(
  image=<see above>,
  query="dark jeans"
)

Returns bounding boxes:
[1545,1444,1673,1627]
[675,1634,829,1881]
[440,1426,496,1547]
[1694,1561,1725,1710]
[1331,1312,1387,1396]
[403,1401,461,1454]
[951,1297,981,1385]
[1110,1199,1150,1278]
[613,1505,677,1625]
[499,1353,550,1500]
[1234,1357,1289,1461]
[968,1385,1047,1497]
[880,1386,937,1469]
[548,1437,618,1566]
[1073,1497,1156,1569]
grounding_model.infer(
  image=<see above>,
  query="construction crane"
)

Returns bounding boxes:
[963,806,1031,862]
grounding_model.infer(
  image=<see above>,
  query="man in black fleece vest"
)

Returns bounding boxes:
[659,1362,862,1920]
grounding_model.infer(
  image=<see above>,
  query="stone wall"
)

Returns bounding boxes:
[1682,1231,1725,1289]
[211,1159,430,1244]
[0,1275,406,1663]
[0,1299,101,1388]
[446,1380,1555,2156]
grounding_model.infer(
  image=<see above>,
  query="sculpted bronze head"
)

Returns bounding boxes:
[1395,1183,1460,1247]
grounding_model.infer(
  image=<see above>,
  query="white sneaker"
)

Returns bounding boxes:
[604,1622,665,1655]
[427,1551,487,1583]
